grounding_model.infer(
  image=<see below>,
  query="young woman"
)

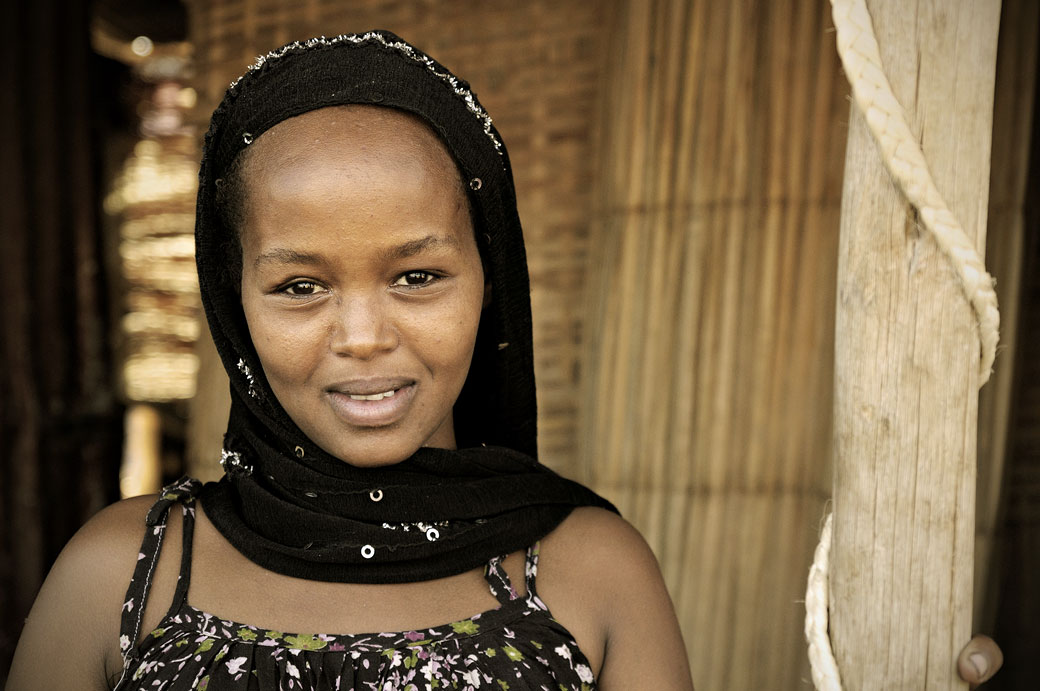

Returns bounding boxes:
[8,32,693,690]
[8,31,1002,691]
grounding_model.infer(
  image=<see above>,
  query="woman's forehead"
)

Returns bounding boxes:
[246,105,460,179]
[243,111,466,219]
[237,107,473,255]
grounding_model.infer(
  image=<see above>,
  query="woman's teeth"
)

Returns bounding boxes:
[348,389,397,401]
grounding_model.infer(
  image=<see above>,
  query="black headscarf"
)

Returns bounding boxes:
[195,31,616,583]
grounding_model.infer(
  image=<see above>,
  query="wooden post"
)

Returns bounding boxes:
[829,0,1001,687]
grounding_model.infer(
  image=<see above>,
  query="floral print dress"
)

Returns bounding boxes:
[113,479,597,690]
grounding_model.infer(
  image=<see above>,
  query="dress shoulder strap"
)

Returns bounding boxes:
[483,554,520,606]
[523,541,542,599]
[117,477,201,663]
[481,542,545,607]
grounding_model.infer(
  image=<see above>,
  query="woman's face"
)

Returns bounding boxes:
[238,106,486,467]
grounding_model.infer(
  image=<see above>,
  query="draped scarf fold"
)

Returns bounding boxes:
[194,30,617,583]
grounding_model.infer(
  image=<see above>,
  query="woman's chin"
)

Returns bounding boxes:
[320,443,416,468]
[309,432,432,469]
[297,409,457,468]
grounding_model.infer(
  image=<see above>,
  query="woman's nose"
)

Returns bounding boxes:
[329,294,397,359]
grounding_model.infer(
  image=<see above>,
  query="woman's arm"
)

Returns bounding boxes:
[6,496,156,691]
[540,507,695,690]
[594,514,695,690]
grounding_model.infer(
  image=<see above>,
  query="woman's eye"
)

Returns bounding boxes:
[393,271,438,288]
[281,281,324,296]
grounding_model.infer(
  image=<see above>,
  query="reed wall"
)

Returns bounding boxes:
[578,1,848,686]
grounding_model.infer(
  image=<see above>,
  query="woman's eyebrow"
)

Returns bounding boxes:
[253,248,328,268]
[383,235,460,261]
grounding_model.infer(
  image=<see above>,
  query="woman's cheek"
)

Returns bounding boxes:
[423,296,481,352]
[253,311,327,380]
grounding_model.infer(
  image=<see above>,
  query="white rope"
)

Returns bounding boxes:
[806,0,1003,686]
[805,513,841,690]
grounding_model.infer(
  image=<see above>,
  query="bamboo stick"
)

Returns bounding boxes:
[829,0,1001,687]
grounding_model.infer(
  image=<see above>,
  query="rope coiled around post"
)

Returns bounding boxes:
[805,0,1002,687]
[829,0,999,385]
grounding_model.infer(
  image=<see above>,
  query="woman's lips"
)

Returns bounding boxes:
[325,381,417,427]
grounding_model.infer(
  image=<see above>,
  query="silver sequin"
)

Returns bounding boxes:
[236,358,260,399]
[228,32,504,156]
[220,448,253,475]
[380,520,449,535]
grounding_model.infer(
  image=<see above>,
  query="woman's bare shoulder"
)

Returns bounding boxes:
[545,505,646,544]
[73,494,158,555]
[35,493,157,607]
[539,507,695,690]
[6,495,159,691]
[541,506,659,579]
[532,508,656,672]
[59,494,161,605]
